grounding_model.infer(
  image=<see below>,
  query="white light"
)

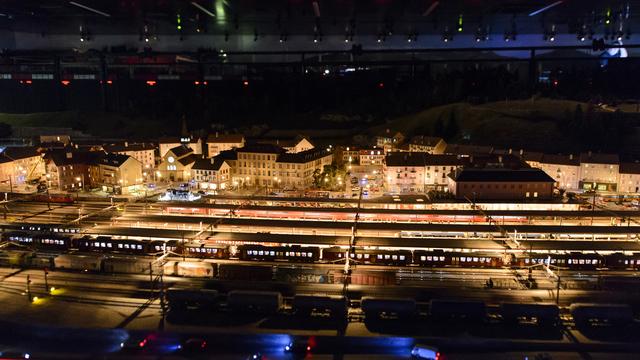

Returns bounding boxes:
[324,69,330,75]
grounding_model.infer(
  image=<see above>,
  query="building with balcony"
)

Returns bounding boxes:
[192,157,232,191]
[90,153,143,194]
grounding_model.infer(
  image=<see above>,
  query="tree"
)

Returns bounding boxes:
[444,110,460,140]
[433,114,445,137]
[0,122,11,138]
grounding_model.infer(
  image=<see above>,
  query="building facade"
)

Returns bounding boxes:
[579,152,620,191]
[447,168,555,200]
[0,147,46,186]
[206,133,245,158]
[104,142,156,171]
[618,162,640,193]
[537,154,581,190]
[158,136,202,157]
[90,153,143,194]
[192,157,231,191]
[157,145,197,182]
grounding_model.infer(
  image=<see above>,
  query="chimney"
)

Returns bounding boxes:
[66,152,72,159]
[508,148,512,155]
[519,149,523,156]
[124,141,128,147]
[211,158,214,164]
[215,131,219,138]
[569,154,574,160]
[74,144,78,149]
[498,156,503,163]
[588,150,592,157]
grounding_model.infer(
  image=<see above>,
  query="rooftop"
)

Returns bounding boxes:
[168,144,194,158]
[0,146,41,163]
[579,152,619,165]
[94,153,131,168]
[277,148,332,163]
[541,154,580,166]
[192,157,228,171]
[104,142,155,153]
[451,168,556,183]
[237,143,286,154]
[206,133,245,144]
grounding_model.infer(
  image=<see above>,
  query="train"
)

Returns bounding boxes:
[3,230,640,271]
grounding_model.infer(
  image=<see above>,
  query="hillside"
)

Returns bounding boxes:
[372,98,635,154]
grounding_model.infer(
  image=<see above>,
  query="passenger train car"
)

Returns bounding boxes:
[3,228,640,271]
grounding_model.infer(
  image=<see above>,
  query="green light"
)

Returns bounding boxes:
[177,25,182,30]
[457,14,463,32]
[605,8,611,24]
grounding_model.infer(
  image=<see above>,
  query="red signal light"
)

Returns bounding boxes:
[378,82,384,88]
[61,80,71,86]
[146,80,156,86]
[106,80,113,85]
[194,81,200,85]
[243,80,249,86]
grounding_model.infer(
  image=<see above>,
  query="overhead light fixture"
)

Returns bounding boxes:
[377,33,385,43]
[69,1,111,18]
[442,26,452,42]
[279,32,288,43]
[191,1,216,18]
[529,1,564,17]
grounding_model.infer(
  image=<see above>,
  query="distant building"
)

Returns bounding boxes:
[518,150,545,169]
[192,157,232,191]
[376,130,405,151]
[104,142,156,171]
[157,145,197,182]
[90,153,143,194]
[579,152,619,191]
[206,133,245,158]
[0,146,46,186]
[538,154,580,190]
[618,162,640,193]
[259,136,315,154]
[407,136,447,154]
[444,144,493,156]
[158,136,202,157]
[448,168,555,200]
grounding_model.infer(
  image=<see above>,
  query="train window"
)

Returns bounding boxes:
[137,245,142,250]
[107,243,112,248]
[385,255,391,259]
[567,259,572,264]
[579,259,585,264]
[308,252,312,257]
[296,252,301,257]
[426,256,431,261]
[269,251,275,256]
[392,255,398,260]
[258,251,264,255]
[586,259,591,264]
[473,257,478,262]
[377,254,383,259]
[400,255,406,260]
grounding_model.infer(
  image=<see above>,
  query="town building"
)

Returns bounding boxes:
[444,144,493,156]
[206,133,245,158]
[259,136,315,153]
[406,136,446,154]
[518,150,545,169]
[234,144,284,187]
[156,145,197,182]
[192,157,232,191]
[103,142,156,171]
[158,136,202,157]
[0,146,46,187]
[447,168,555,200]
[90,153,143,194]
[538,154,580,190]
[618,162,640,193]
[44,150,96,191]
[359,148,385,166]
[376,130,405,151]
[275,148,334,189]
[579,152,619,191]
